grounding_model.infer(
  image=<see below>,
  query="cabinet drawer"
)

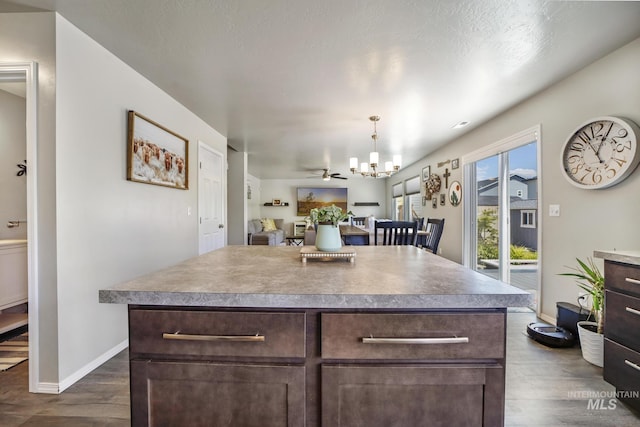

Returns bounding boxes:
[129,309,306,358]
[604,339,640,393]
[605,290,640,353]
[321,312,504,360]
[605,261,640,297]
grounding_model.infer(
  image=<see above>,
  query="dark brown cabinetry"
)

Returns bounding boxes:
[603,261,640,412]
[129,306,507,426]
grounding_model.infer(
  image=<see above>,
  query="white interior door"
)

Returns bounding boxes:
[198,142,225,254]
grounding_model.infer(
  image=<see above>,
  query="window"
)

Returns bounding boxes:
[404,176,422,221]
[392,183,403,221]
[521,210,536,228]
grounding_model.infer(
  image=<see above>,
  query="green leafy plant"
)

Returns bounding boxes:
[510,245,537,260]
[308,205,353,226]
[559,257,605,333]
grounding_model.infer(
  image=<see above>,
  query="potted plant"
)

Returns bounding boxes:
[559,257,605,367]
[308,205,352,251]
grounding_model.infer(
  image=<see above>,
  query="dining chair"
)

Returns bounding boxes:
[350,216,367,227]
[419,218,445,254]
[374,220,418,246]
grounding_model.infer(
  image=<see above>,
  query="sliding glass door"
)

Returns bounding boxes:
[464,128,540,310]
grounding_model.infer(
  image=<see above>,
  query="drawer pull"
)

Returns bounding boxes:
[626,307,640,316]
[362,336,469,345]
[624,359,640,372]
[162,332,265,342]
[625,277,640,285]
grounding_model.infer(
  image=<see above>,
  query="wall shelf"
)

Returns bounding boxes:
[263,202,289,206]
[353,202,380,206]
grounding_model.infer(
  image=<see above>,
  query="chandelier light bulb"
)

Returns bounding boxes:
[369,151,379,167]
[349,157,358,170]
[360,162,369,173]
[393,155,402,169]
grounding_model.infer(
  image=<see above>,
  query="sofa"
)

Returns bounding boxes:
[248,218,285,245]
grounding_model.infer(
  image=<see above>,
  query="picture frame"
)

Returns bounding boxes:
[432,195,438,209]
[451,158,460,169]
[127,111,189,189]
[449,181,462,206]
[440,193,446,206]
[272,199,282,206]
[422,165,431,182]
[296,187,348,216]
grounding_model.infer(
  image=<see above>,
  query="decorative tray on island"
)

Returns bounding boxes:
[299,246,356,263]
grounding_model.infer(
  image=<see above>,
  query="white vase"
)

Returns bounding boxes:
[315,223,342,252]
[577,321,604,367]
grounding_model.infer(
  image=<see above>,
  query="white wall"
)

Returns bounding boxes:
[258,177,386,235]
[0,11,59,385]
[389,36,640,321]
[227,149,248,244]
[0,90,27,240]
[54,15,227,386]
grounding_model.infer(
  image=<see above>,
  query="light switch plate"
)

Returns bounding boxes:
[549,204,560,217]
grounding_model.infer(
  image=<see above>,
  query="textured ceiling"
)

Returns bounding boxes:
[2,0,640,179]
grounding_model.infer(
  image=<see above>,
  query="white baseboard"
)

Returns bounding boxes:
[34,382,60,394]
[57,339,129,394]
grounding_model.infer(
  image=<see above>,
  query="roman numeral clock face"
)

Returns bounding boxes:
[561,116,640,189]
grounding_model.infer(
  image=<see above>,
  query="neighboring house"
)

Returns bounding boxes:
[477,174,538,251]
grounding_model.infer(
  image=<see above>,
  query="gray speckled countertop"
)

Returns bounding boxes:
[99,246,532,309]
[594,249,640,266]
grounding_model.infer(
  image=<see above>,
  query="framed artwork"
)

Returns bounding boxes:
[432,195,438,209]
[451,158,460,169]
[440,193,446,206]
[297,187,348,216]
[449,181,462,206]
[127,111,189,189]
[272,199,282,206]
[422,165,431,181]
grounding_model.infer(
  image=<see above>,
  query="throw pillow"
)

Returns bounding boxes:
[261,218,277,232]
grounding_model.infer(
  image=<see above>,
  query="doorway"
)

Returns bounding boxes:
[0,62,39,391]
[198,141,225,254]
[463,126,541,311]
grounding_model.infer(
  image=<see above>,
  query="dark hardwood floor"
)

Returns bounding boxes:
[0,312,638,426]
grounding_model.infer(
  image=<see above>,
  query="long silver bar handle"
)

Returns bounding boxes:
[625,277,640,285]
[162,332,265,342]
[362,336,469,345]
[624,359,640,372]
[625,307,640,316]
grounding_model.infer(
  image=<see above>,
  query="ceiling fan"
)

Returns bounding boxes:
[312,168,348,181]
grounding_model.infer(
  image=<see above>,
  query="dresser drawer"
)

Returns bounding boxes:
[605,290,640,353]
[605,261,640,297]
[321,312,504,360]
[129,309,306,358]
[604,339,640,394]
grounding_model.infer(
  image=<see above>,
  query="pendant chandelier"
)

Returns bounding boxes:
[349,115,401,178]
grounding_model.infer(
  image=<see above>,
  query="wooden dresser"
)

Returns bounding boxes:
[595,250,640,412]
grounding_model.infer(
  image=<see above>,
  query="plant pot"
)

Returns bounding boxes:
[577,321,603,367]
[315,223,342,252]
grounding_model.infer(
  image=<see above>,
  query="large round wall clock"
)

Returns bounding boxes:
[561,116,640,189]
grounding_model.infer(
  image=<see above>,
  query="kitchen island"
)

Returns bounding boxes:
[100,245,532,426]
